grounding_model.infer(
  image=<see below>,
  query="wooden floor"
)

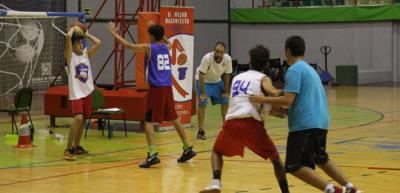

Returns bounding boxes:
[0,86,399,193]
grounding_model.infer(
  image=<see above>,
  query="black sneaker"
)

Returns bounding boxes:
[64,147,76,161]
[177,146,197,162]
[74,146,89,155]
[139,152,161,168]
[197,130,206,140]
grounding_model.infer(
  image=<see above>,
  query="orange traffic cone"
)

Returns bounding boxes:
[16,113,32,148]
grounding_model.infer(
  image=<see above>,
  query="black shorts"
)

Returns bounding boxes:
[285,128,329,173]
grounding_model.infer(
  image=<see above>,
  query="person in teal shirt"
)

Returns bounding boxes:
[284,59,330,132]
[250,36,362,193]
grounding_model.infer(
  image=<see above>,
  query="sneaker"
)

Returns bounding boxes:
[177,146,197,162]
[74,146,89,155]
[334,186,346,193]
[197,130,206,140]
[199,179,221,193]
[346,187,363,193]
[64,147,77,161]
[139,152,161,168]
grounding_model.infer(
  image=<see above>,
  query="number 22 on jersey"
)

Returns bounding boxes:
[157,54,171,71]
[232,80,250,97]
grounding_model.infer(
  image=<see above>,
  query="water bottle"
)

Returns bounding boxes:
[53,133,64,141]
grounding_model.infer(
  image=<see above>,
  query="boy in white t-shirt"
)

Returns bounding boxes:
[64,23,101,160]
[195,42,232,140]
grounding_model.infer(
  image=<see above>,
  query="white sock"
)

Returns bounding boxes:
[211,179,221,185]
[345,182,354,189]
[325,184,335,193]
[206,179,221,190]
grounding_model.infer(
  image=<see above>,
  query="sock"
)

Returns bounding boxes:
[278,180,290,193]
[148,145,157,156]
[325,184,335,193]
[182,139,190,150]
[213,170,221,180]
[345,182,354,190]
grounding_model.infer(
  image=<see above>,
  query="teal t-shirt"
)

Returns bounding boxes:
[284,60,330,132]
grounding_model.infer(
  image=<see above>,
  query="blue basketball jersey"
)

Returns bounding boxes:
[145,43,172,86]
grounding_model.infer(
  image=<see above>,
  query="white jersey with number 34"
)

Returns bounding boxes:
[225,70,271,122]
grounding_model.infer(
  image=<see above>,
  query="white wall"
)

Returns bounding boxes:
[231,22,395,84]
[67,1,398,84]
[394,22,400,83]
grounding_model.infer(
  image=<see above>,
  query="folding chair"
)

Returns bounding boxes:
[84,90,127,139]
[0,87,34,134]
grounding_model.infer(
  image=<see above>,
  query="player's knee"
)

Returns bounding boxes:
[198,99,208,106]
[74,114,84,122]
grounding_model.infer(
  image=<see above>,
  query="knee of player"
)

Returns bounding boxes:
[74,114,84,122]
[198,100,208,107]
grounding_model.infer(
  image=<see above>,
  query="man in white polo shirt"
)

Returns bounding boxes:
[195,42,232,140]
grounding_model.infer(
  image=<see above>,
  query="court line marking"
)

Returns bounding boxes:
[0,104,397,187]
[0,153,180,187]
[1,112,393,170]
[334,137,368,144]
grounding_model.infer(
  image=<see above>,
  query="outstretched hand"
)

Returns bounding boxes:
[106,22,117,34]
[221,92,229,98]
[269,106,287,119]
[199,94,207,103]
[147,21,155,27]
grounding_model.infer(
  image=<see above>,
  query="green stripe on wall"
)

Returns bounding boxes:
[231,5,400,23]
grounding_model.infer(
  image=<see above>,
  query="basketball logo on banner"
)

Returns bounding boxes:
[170,36,193,101]
[160,6,194,125]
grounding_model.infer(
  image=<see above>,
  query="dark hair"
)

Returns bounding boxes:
[249,45,270,72]
[285,35,305,57]
[71,31,84,44]
[148,24,165,41]
[215,41,226,50]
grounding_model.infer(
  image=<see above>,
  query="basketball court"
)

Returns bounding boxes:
[0,86,398,192]
[0,1,399,193]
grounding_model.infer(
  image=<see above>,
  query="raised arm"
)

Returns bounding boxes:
[86,31,102,59]
[64,27,75,65]
[106,22,149,54]
[163,36,172,50]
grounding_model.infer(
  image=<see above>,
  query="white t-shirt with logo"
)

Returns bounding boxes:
[225,70,271,122]
[68,51,94,100]
[195,52,233,83]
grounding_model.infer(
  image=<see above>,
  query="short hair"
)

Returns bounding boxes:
[215,41,226,50]
[249,45,270,72]
[148,24,165,41]
[285,35,305,57]
[71,31,84,44]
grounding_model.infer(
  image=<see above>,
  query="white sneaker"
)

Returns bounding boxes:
[199,180,221,193]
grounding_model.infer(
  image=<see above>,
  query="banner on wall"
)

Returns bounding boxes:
[160,6,194,127]
[136,12,159,90]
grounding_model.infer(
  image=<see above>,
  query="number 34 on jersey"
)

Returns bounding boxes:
[232,79,250,97]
